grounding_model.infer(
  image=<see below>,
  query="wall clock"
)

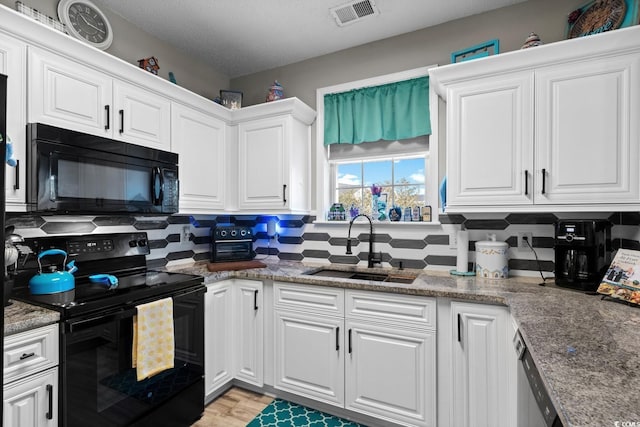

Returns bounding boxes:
[566,0,638,39]
[57,0,113,50]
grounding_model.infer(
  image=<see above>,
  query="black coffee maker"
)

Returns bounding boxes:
[554,220,611,291]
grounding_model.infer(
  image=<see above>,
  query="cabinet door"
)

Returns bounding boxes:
[238,116,289,210]
[535,54,640,205]
[274,310,343,406]
[451,302,509,427]
[345,320,436,427]
[446,72,534,207]
[204,282,233,396]
[4,367,58,427]
[0,34,27,209]
[234,280,263,386]
[172,103,226,212]
[28,47,111,137]
[113,80,171,150]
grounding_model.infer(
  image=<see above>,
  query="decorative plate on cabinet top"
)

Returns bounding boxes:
[566,0,638,39]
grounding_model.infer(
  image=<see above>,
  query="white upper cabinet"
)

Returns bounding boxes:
[235,98,316,213]
[534,55,640,205]
[28,46,170,151]
[430,26,640,212]
[445,72,534,207]
[112,80,171,150]
[172,102,227,212]
[0,32,27,211]
[1,7,317,215]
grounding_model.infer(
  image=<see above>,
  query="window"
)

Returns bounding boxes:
[315,66,439,222]
[332,154,427,217]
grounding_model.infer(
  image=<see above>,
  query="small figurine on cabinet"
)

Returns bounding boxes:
[266,80,284,102]
[521,32,543,49]
[138,56,160,75]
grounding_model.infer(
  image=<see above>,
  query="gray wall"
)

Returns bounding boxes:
[0,0,230,100]
[231,0,584,107]
[229,0,584,211]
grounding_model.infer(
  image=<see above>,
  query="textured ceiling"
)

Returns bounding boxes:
[97,0,527,78]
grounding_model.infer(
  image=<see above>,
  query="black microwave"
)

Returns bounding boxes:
[26,123,179,214]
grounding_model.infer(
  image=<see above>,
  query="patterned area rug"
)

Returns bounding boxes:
[246,398,366,427]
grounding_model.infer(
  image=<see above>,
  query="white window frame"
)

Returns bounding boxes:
[315,65,440,223]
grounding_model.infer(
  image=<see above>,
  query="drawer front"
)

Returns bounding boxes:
[274,282,344,316]
[346,290,436,329]
[4,324,59,384]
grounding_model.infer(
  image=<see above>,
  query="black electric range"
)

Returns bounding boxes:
[11,232,203,318]
[10,232,206,427]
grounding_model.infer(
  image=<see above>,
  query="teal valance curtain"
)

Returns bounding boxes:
[324,76,430,146]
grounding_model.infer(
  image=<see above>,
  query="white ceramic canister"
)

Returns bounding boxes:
[475,234,509,279]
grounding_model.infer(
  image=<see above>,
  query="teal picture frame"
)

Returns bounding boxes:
[451,39,500,63]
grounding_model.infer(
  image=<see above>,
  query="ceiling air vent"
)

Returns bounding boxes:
[330,0,379,27]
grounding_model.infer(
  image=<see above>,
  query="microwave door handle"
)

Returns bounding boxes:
[152,167,164,205]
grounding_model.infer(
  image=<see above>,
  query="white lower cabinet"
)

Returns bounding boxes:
[3,324,59,427]
[345,320,436,427]
[345,290,437,427]
[4,368,58,427]
[449,301,514,427]
[205,280,264,398]
[204,281,234,396]
[273,282,436,426]
[274,310,344,406]
[234,280,264,386]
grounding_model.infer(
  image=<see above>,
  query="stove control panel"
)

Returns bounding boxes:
[68,238,115,254]
[20,232,151,263]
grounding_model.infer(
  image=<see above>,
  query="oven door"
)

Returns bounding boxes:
[212,240,255,262]
[29,139,178,214]
[60,287,204,427]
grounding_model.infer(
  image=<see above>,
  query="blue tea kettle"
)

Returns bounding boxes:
[29,249,78,295]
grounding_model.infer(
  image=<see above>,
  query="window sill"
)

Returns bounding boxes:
[312,220,442,227]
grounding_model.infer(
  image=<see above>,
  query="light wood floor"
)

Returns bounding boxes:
[192,387,274,427]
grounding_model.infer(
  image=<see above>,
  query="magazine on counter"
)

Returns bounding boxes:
[597,249,640,305]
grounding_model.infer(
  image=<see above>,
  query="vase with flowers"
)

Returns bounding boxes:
[370,184,387,221]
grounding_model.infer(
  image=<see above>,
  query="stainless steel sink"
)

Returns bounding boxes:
[305,269,416,284]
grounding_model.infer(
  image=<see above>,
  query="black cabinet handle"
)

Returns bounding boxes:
[524,170,528,196]
[13,159,19,190]
[20,352,35,360]
[119,109,124,134]
[104,105,110,130]
[457,313,462,343]
[253,289,259,310]
[46,384,53,419]
[282,184,287,204]
[348,329,352,354]
[335,326,340,351]
[541,168,546,195]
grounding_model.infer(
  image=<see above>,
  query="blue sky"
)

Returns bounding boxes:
[337,157,425,188]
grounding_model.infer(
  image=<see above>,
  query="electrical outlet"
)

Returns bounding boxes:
[181,225,190,243]
[449,232,457,249]
[517,232,533,250]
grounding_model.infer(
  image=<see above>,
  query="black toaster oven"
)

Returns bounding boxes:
[211,225,255,262]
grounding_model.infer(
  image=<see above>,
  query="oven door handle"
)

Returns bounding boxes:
[66,307,137,333]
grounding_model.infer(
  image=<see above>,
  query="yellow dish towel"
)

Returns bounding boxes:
[132,297,174,381]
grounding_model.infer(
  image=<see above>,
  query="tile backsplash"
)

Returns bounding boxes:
[7,211,640,278]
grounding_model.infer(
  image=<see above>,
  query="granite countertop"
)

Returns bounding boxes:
[170,259,640,427]
[4,299,60,336]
